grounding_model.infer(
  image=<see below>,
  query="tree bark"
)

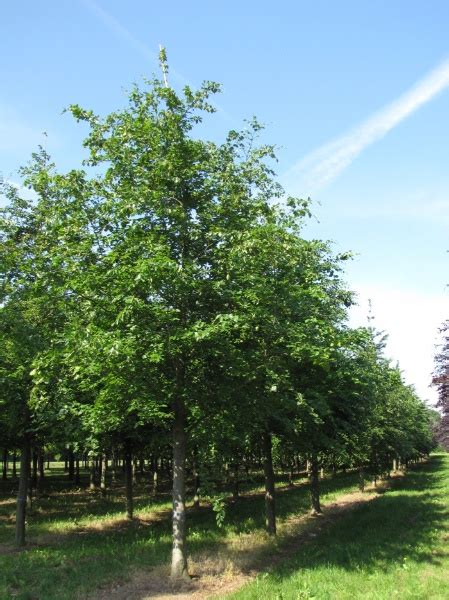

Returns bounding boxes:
[12,451,17,478]
[232,463,240,500]
[358,465,365,492]
[100,452,107,497]
[263,432,276,535]
[36,449,44,498]
[152,458,158,496]
[68,450,75,481]
[15,440,30,546]
[309,453,322,515]
[74,457,80,485]
[171,397,189,579]
[31,449,38,489]
[89,457,96,490]
[2,448,7,480]
[125,440,133,519]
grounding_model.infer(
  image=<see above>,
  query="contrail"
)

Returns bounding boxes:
[80,0,235,124]
[284,57,449,194]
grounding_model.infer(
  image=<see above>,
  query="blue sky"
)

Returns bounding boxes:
[1,1,448,403]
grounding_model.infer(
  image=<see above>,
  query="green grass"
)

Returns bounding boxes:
[0,465,359,599]
[2,457,447,600]
[224,454,449,600]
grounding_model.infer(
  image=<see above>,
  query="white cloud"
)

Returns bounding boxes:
[349,284,448,406]
[284,57,449,194]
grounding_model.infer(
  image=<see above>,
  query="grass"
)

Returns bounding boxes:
[1,456,448,599]
[224,453,449,600]
[0,464,359,599]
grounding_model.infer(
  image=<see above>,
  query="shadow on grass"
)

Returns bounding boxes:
[4,458,444,600]
[248,455,449,587]
[0,467,362,599]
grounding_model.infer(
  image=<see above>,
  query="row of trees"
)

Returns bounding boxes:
[0,53,436,579]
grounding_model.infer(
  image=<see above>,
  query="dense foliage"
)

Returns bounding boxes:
[0,52,436,576]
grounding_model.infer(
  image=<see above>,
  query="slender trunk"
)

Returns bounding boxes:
[89,458,96,490]
[232,463,239,500]
[2,448,7,480]
[193,453,200,508]
[100,452,107,497]
[32,450,38,489]
[111,450,117,483]
[132,458,137,485]
[15,440,31,546]
[125,440,133,519]
[68,450,75,481]
[309,453,322,515]
[12,451,17,478]
[171,397,188,579]
[27,454,33,513]
[358,465,365,492]
[152,459,159,497]
[263,432,276,535]
[289,464,294,487]
[36,450,44,498]
[74,457,80,485]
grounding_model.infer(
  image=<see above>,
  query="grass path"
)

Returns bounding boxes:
[224,453,449,600]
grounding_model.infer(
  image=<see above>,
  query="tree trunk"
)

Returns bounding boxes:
[309,453,322,515]
[2,448,7,480]
[15,440,30,546]
[358,465,365,492]
[289,464,294,487]
[263,432,276,535]
[36,450,44,498]
[68,450,75,481]
[232,463,240,500]
[100,452,107,497]
[125,440,133,520]
[75,457,80,485]
[152,458,158,496]
[89,457,96,490]
[171,397,189,579]
[132,457,137,485]
[31,449,38,489]
[111,450,117,483]
[193,453,200,509]
[12,451,17,478]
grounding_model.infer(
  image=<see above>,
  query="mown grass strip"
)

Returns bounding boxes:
[225,454,449,600]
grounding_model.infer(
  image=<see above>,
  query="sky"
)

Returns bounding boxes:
[1,0,448,404]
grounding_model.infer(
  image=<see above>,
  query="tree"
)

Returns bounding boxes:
[433,321,449,450]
